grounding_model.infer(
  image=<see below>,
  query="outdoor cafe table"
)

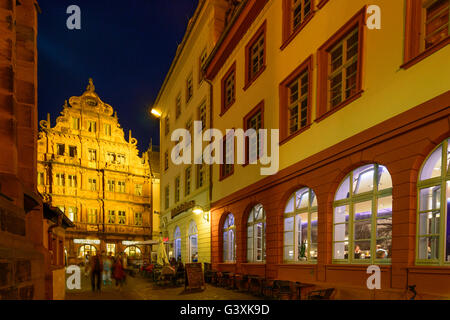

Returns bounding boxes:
[294,282,315,300]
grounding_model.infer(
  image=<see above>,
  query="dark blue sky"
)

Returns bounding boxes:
[37,0,198,151]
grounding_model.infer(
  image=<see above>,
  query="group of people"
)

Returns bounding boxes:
[85,251,127,293]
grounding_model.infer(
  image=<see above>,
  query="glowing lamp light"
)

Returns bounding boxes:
[151,108,162,118]
[193,206,204,215]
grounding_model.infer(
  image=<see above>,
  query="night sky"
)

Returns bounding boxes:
[37,0,198,152]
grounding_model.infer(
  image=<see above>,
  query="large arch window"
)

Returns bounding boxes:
[188,220,199,262]
[124,246,142,258]
[417,138,450,265]
[333,164,393,264]
[284,188,318,262]
[247,204,266,262]
[174,226,182,261]
[78,244,97,258]
[223,213,236,262]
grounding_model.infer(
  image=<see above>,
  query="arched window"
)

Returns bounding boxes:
[78,244,97,258]
[124,246,142,258]
[284,188,318,262]
[188,220,199,262]
[223,213,236,262]
[333,164,392,264]
[417,138,450,265]
[174,226,182,261]
[247,204,266,262]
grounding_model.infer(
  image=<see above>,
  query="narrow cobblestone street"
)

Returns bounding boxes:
[65,272,263,300]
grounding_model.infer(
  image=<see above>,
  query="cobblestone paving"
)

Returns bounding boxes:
[65,273,263,300]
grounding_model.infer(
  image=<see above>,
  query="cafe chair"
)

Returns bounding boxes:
[307,288,335,300]
[274,280,293,300]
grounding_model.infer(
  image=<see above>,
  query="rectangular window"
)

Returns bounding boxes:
[67,207,77,222]
[244,103,263,164]
[118,211,126,225]
[175,176,180,203]
[165,116,170,136]
[175,94,182,119]
[186,74,193,103]
[116,154,126,164]
[106,244,116,256]
[135,212,143,226]
[108,210,116,224]
[197,164,206,188]
[164,151,169,171]
[221,62,236,113]
[317,8,364,121]
[88,178,97,191]
[199,48,207,83]
[403,0,450,69]
[186,119,193,147]
[135,184,143,196]
[57,144,65,156]
[87,121,97,133]
[88,209,98,224]
[72,117,80,130]
[282,0,315,48]
[69,146,77,158]
[164,185,170,209]
[56,173,65,187]
[118,181,126,193]
[88,149,97,161]
[104,124,111,136]
[198,102,207,131]
[107,180,115,192]
[38,172,44,186]
[220,131,234,180]
[106,152,116,163]
[245,22,266,88]
[68,175,77,188]
[279,56,312,142]
[185,167,191,196]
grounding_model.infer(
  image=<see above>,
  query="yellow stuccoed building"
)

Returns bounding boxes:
[37,79,159,265]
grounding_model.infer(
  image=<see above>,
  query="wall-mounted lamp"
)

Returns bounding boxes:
[150,108,162,118]
[193,205,209,222]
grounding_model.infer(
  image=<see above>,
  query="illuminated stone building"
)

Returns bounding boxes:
[203,0,450,299]
[37,79,156,264]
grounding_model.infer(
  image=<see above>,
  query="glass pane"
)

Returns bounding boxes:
[311,191,318,207]
[247,226,253,239]
[309,243,318,260]
[284,231,294,246]
[248,211,254,223]
[247,249,253,262]
[284,217,294,232]
[419,212,440,235]
[420,146,442,181]
[354,240,371,260]
[419,186,441,211]
[311,212,318,244]
[378,196,392,217]
[284,246,294,261]
[377,165,392,190]
[296,188,309,209]
[334,223,348,241]
[334,205,349,224]
[285,196,295,213]
[418,236,439,260]
[353,165,374,194]
[354,220,371,240]
[376,238,391,259]
[335,177,350,200]
[354,201,372,221]
[333,242,348,259]
[446,181,450,262]
[447,139,450,171]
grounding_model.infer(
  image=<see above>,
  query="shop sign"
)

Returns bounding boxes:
[171,200,195,218]
[73,239,100,245]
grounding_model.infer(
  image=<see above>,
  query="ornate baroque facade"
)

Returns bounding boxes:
[37,79,155,264]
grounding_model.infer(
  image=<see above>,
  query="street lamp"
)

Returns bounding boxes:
[150,108,162,118]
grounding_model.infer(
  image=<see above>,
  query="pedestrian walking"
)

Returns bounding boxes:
[113,255,126,291]
[103,252,113,286]
[90,251,103,293]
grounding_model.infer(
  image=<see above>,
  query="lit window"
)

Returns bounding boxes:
[174,227,182,261]
[333,164,392,264]
[223,213,236,262]
[284,188,318,262]
[188,220,199,262]
[78,245,96,258]
[417,138,450,265]
[247,204,266,262]
[106,243,115,256]
[67,207,77,222]
[125,246,141,258]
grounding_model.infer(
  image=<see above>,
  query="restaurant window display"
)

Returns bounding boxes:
[284,188,318,262]
[223,213,236,262]
[333,164,393,264]
[247,204,266,262]
[188,220,199,262]
[174,226,182,261]
[417,138,450,265]
[106,243,116,256]
[124,246,142,258]
[78,244,97,258]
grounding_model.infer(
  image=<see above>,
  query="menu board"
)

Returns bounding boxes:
[185,263,205,291]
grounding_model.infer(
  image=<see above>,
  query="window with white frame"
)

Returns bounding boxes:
[417,138,450,265]
[333,164,393,264]
[56,173,65,187]
[188,220,199,262]
[247,204,266,262]
[68,175,77,188]
[284,187,318,262]
[174,226,182,261]
[223,213,236,262]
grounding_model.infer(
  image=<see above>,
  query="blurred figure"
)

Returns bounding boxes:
[90,251,103,292]
[103,252,113,285]
[113,255,126,291]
